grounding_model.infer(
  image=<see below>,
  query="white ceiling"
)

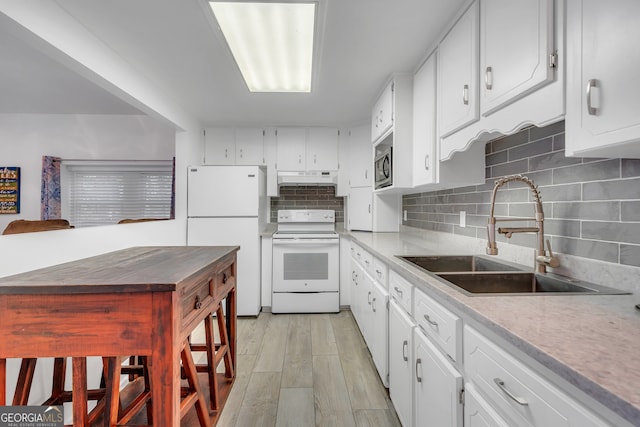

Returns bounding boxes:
[1,0,467,126]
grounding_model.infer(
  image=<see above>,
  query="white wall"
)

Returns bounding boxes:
[0,113,175,232]
[0,4,205,414]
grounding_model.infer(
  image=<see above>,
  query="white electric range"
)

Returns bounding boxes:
[271,209,340,313]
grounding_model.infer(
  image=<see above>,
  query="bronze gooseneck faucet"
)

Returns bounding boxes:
[486,174,559,273]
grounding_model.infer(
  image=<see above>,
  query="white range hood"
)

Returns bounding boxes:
[277,170,337,186]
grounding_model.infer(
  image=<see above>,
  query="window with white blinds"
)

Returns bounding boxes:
[62,161,173,228]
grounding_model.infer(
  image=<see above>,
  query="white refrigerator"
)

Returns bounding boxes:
[187,165,268,316]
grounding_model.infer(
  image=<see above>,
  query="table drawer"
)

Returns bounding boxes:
[213,253,236,299]
[389,270,413,315]
[414,288,461,361]
[464,326,609,427]
[181,274,214,327]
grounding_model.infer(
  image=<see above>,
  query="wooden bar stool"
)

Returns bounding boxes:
[189,303,235,412]
[13,357,108,425]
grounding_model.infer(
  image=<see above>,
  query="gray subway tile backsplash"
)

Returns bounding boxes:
[552,159,620,184]
[402,120,640,266]
[583,177,640,200]
[271,185,344,222]
[620,245,640,268]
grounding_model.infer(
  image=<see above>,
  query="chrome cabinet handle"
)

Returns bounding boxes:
[462,84,469,105]
[424,314,438,327]
[424,154,430,171]
[376,269,382,278]
[485,66,493,90]
[586,78,598,115]
[494,378,528,406]
[372,297,377,312]
[365,260,370,266]
[239,148,243,158]
[368,204,371,214]
[402,340,408,362]
[394,286,403,297]
[224,148,228,158]
[365,169,368,180]
[368,291,372,305]
[416,358,422,382]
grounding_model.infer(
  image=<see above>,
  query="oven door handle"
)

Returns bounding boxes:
[273,239,339,245]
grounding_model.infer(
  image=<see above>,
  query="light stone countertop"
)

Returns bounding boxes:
[347,227,640,426]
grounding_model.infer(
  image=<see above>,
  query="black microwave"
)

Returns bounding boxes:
[374,147,392,189]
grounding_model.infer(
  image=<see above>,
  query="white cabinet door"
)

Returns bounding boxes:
[370,280,389,387]
[351,260,368,333]
[276,128,306,171]
[438,1,479,138]
[413,52,437,187]
[566,0,640,158]
[480,0,554,116]
[348,125,372,188]
[348,187,372,231]
[235,128,265,165]
[307,127,339,171]
[414,328,463,427]
[372,81,394,143]
[389,301,415,427]
[204,127,235,165]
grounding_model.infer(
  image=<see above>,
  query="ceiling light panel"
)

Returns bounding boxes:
[210,1,316,93]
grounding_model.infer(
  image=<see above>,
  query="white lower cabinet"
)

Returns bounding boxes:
[370,280,389,386]
[464,325,609,427]
[350,245,389,386]
[465,383,510,427]
[389,300,415,427]
[414,327,464,427]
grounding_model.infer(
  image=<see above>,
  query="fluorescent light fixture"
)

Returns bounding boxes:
[210,1,316,93]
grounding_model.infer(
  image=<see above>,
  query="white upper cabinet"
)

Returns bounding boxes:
[204,127,235,165]
[235,128,265,165]
[439,0,563,161]
[414,52,485,190]
[204,127,265,166]
[276,128,307,171]
[480,0,555,116]
[348,125,373,188]
[307,127,339,171]
[413,53,438,187]
[438,1,479,139]
[276,127,339,171]
[371,81,394,143]
[566,0,640,158]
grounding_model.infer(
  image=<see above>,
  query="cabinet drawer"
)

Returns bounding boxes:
[464,326,609,427]
[414,288,461,361]
[372,257,388,286]
[389,270,413,315]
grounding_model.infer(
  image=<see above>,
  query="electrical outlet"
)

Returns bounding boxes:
[403,210,408,221]
[460,211,466,228]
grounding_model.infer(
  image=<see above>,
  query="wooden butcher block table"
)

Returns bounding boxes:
[0,246,239,427]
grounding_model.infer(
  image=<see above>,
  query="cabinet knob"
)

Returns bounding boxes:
[194,294,202,310]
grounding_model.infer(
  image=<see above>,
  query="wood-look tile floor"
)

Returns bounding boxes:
[197,310,401,427]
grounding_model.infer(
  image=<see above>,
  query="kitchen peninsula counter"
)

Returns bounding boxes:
[348,227,640,426]
[0,245,239,426]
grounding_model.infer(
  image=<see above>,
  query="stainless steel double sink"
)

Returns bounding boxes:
[397,255,627,296]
